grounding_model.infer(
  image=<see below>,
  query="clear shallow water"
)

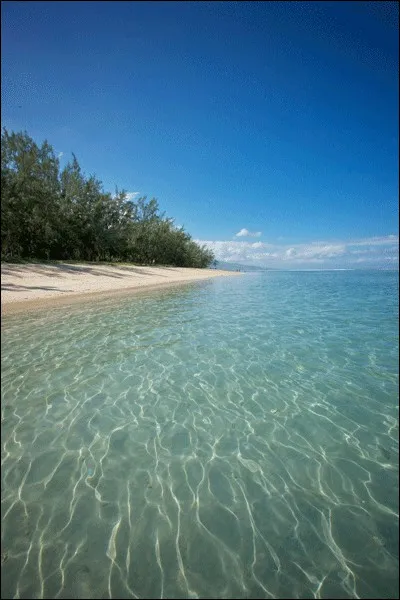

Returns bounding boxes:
[1,270,398,600]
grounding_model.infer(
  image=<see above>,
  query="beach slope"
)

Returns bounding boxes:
[1,262,241,314]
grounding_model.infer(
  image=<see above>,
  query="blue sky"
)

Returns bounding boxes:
[1,1,398,268]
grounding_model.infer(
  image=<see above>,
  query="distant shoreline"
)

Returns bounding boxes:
[1,262,242,315]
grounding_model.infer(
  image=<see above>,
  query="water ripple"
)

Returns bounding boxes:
[2,271,398,599]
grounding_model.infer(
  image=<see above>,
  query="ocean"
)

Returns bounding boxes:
[1,270,398,599]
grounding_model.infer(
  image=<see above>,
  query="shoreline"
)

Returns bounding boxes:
[1,262,241,315]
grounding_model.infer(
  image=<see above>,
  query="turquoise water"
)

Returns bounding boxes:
[1,270,398,599]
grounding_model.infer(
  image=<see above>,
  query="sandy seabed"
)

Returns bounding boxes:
[1,262,241,314]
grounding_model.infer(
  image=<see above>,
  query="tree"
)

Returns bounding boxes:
[1,128,215,268]
[1,128,60,259]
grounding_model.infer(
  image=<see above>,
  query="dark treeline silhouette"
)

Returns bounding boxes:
[1,129,215,268]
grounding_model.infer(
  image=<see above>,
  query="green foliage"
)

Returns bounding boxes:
[1,129,215,268]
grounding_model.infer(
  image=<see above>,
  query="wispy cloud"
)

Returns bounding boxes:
[346,235,398,247]
[125,191,140,201]
[196,235,399,269]
[57,152,64,159]
[235,228,262,238]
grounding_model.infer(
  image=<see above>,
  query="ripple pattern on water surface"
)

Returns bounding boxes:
[1,272,399,599]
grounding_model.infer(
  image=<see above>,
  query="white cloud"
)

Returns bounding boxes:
[57,152,64,159]
[348,235,398,246]
[196,235,398,269]
[235,228,262,238]
[126,191,140,201]
[288,244,347,259]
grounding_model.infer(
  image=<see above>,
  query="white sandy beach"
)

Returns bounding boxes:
[1,262,241,314]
